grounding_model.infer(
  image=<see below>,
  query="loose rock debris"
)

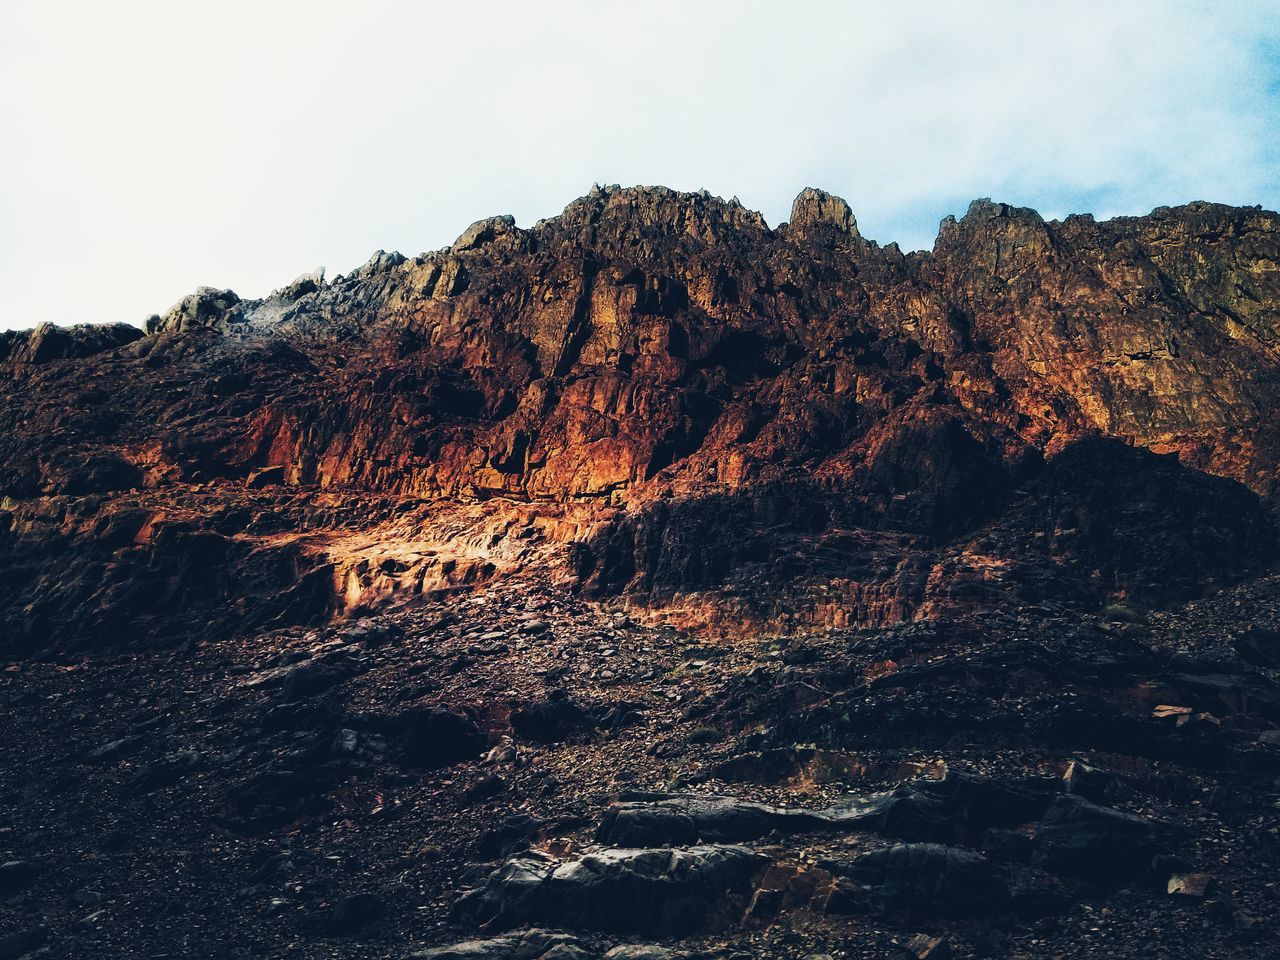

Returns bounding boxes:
[2,571,1280,958]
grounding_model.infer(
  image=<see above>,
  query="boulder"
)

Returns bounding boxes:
[511,694,590,743]
[1062,760,1116,803]
[146,286,244,334]
[454,216,517,252]
[1032,795,1176,883]
[280,658,355,701]
[828,770,1057,843]
[0,859,39,894]
[1235,625,1280,668]
[394,705,486,770]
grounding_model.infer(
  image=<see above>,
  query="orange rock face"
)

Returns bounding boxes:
[2,186,1279,651]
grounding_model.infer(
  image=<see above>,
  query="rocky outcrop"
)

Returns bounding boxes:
[0,321,142,370]
[2,185,1280,651]
[786,187,861,241]
[144,287,244,335]
[455,845,769,934]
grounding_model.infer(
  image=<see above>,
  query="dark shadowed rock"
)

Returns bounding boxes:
[1062,760,1116,803]
[1032,795,1177,883]
[478,815,546,859]
[826,843,1008,917]
[280,658,356,701]
[395,705,486,769]
[1235,625,1280,668]
[0,321,142,369]
[511,694,590,743]
[0,859,39,894]
[326,891,383,934]
[127,749,205,793]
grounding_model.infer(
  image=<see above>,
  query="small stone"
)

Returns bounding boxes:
[902,934,951,959]
[1062,759,1115,803]
[1167,873,1213,897]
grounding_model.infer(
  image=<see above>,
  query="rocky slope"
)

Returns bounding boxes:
[3,185,1280,652]
[3,186,1280,959]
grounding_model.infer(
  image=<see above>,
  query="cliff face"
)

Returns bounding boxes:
[3,185,1280,651]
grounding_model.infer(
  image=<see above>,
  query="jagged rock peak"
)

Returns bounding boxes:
[272,266,326,300]
[935,198,1050,250]
[553,184,769,241]
[353,250,405,278]
[789,187,860,239]
[0,321,142,368]
[145,287,244,336]
[961,198,1045,224]
[453,215,517,252]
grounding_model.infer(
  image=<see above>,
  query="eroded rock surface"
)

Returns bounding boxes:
[455,845,769,934]
[3,186,1280,651]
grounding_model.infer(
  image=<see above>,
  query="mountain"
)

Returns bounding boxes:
[2,187,1280,959]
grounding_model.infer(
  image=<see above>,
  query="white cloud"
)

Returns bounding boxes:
[2,0,1278,330]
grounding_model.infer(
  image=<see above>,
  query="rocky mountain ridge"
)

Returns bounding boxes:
[2,185,1280,652]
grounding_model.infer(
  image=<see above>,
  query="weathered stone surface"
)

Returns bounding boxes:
[596,771,1057,848]
[455,845,769,934]
[826,771,1057,844]
[596,793,831,846]
[409,929,584,960]
[788,187,860,240]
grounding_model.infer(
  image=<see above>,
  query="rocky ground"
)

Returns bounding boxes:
[3,568,1279,960]
[5,186,1280,959]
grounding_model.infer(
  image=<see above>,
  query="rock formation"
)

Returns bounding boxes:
[3,185,1279,652]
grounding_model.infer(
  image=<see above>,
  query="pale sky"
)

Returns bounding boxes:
[2,0,1279,331]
